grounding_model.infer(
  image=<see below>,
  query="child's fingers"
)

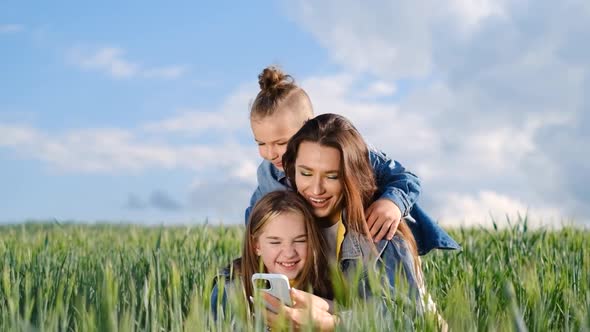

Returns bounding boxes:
[290,288,316,310]
[365,205,377,228]
[262,292,282,313]
[290,288,330,311]
[264,308,281,328]
[265,303,299,330]
[369,215,385,238]
[373,217,391,242]
[386,218,400,241]
[290,288,306,307]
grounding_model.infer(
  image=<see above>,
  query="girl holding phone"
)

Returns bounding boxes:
[210,190,333,320]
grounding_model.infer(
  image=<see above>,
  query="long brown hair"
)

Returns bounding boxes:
[283,113,419,259]
[250,66,313,122]
[240,190,332,306]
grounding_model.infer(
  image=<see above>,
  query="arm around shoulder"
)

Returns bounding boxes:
[369,149,422,216]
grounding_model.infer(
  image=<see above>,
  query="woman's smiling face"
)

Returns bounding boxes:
[294,141,344,226]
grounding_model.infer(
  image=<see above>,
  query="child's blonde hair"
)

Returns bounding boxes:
[250,66,313,122]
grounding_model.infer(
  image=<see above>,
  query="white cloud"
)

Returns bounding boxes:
[0,123,255,173]
[437,190,563,228]
[68,46,187,80]
[286,1,437,79]
[301,73,435,160]
[357,81,397,99]
[0,124,39,146]
[142,65,188,79]
[447,0,508,30]
[70,47,138,78]
[0,24,24,34]
[142,83,256,134]
[231,160,258,185]
[285,0,590,226]
[142,110,230,133]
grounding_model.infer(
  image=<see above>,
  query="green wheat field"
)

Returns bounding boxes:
[0,220,588,331]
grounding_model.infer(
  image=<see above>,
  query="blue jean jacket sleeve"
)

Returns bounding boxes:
[407,204,461,255]
[244,185,264,224]
[369,149,421,217]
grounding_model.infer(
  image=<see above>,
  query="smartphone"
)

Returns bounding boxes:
[251,273,293,307]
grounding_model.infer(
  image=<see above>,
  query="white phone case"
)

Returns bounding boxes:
[251,273,293,307]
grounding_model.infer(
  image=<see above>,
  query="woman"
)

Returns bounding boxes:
[263,113,444,330]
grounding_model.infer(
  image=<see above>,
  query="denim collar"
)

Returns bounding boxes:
[269,163,288,184]
[339,211,388,263]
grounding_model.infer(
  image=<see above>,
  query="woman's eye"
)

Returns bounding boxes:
[295,240,307,243]
[277,142,287,146]
[299,172,312,177]
[327,175,339,180]
[269,242,280,245]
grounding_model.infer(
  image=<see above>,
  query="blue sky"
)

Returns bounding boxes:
[1,1,589,227]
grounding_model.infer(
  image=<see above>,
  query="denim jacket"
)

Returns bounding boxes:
[210,267,238,322]
[336,226,447,329]
[245,149,460,255]
[338,229,422,307]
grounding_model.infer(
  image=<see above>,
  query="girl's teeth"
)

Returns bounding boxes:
[310,197,327,203]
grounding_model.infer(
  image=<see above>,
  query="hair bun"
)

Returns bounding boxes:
[258,66,293,92]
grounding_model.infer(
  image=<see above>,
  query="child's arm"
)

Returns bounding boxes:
[367,149,422,241]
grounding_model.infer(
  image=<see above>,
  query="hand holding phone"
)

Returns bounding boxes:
[251,273,293,307]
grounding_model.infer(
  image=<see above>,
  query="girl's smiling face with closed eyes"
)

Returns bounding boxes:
[254,211,308,280]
